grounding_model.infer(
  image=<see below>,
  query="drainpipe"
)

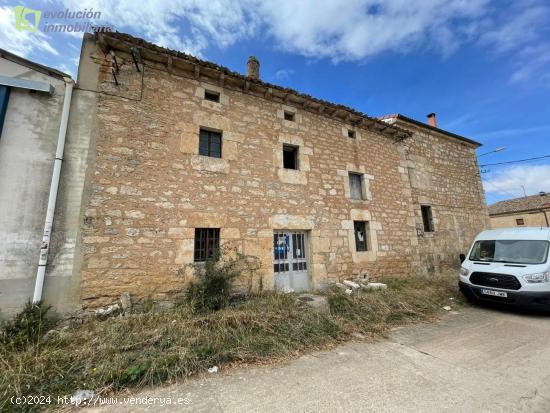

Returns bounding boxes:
[32,77,74,303]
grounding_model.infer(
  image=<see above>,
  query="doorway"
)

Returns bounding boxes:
[273,231,309,292]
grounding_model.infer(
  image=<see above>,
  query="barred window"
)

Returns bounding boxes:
[199,129,222,158]
[194,228,220,262]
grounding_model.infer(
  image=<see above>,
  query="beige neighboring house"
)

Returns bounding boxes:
[489,192,550,228]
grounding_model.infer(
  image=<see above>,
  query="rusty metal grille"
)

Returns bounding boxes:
[194,228,220,262]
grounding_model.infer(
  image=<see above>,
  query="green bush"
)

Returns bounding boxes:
[184,248,247,312]
[0,301,52,350]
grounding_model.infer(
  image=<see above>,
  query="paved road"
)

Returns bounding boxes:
[87,305,550,412]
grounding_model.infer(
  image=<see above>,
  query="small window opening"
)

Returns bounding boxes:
[516,218,525,226]
[421,205,434,233]
[354,221,368,251]
[204,90,220,103]
[348,129,356,139]
[284,111,295,122]
[349,173,364,200]
[283,144,298,169]
[194,228,220,262]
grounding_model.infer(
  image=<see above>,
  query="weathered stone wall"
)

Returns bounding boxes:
[78,41,489,308]
[79,47,420,307]
[398,122,490,273]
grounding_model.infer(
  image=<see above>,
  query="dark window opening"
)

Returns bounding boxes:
[347,129,356,139]
[421,205,434,233]
[199,128,222,158]
[516,218,525,226]
[284,111,295,121]
[349,172,363,200]
[194,228,220,262]
[354,221,368,251]
[283,144,298,169]
[204,90,220,103]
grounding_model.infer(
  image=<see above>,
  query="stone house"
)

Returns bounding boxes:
[489,192,550,228]
[0,31,490,316]
[72,32,489,309]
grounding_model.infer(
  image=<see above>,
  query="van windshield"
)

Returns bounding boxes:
[469,240,549,264]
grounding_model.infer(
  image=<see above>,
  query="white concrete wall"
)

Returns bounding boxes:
[0,49,96,319]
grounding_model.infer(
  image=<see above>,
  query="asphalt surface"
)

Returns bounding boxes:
[86,305,550,412]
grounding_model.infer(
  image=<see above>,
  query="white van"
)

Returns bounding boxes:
[459,227,550,309]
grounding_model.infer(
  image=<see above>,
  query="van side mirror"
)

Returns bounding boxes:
[459,253,466,264]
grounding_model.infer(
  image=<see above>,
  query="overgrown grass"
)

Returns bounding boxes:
[0,274,460,412]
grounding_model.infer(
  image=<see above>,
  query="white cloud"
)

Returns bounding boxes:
[483,165,550,197]
[509,44,550,86]
[479,5,548,53]
[52,0,493,61]
[256,0,490,61]
[478,3,550,85]
[0,6,58,57]
[477,124,550,140]
[2,0,548,86]
[274,68,294,81]
[58,0,257,56]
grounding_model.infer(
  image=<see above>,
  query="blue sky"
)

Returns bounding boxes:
[2,0,550,205]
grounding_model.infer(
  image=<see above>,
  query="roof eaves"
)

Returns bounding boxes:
[0,48,70,80]
[96,32,413,142]
[380,113,481,147]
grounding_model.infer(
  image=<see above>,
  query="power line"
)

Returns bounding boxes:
[479,154,550,167]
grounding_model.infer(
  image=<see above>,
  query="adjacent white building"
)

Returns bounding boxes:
[0,48,93,319]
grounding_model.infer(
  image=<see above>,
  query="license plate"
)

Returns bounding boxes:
[480,289,508,298]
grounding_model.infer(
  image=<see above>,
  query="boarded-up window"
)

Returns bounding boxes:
[349,173,363,200]
[354,221,368,251]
